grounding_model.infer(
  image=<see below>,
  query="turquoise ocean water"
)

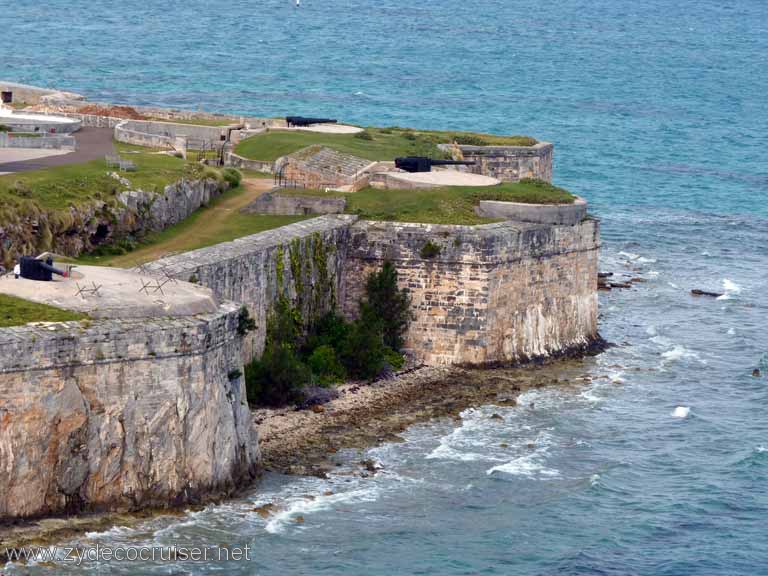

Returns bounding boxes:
[2,0,768,573]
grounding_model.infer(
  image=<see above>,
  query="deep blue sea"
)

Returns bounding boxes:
[3,0,768,574]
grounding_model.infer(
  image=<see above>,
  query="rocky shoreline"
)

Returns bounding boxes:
[1,354,601,563]
[256,355,601,479]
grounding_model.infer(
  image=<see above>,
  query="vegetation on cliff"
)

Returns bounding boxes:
[235,127,537,162]
[0,294,88,328]
[245,261,411,407]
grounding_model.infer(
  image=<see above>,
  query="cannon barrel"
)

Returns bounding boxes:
[395,156,476,173]
[19,256,66,281]
[286,116,338,127]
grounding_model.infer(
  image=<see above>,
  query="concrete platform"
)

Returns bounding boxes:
[381,169,501,189]
[0,148,71,166]
[0,264,219,319]
[283,124,364,134]
[0,127,114,173]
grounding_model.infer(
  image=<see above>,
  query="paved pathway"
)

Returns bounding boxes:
[0,127,115,173]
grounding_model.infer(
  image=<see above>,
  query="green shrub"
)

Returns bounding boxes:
[339,304,387,380]
[420,240,441,259]
[245,299,309,406]
[304,310,349,352]
[354,130,374,141]
[307,344,346,386]
[245,343,311,407]
[363,260,411,351]
[237,306,256,336]
[451,133,488,146]
[383,347,405,370]
[0,125,10,133]
[221,167,242,188]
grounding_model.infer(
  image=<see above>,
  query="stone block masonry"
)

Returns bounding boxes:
[342,219,599,366]
[440,142,554,183]
[143,215,357,362]
[0,302,258,520]
[146,213,599,368]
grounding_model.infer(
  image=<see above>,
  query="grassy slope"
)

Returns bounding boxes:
[278,179,574,225]
[79,179,308,267]
[234,128,447,162]
[234,127,538,162]
[0,294,87,328]
[0,143,191,212]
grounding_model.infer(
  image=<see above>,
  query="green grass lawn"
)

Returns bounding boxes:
[0,294,88,328]
[0,143,219,216]
[77,181,308,267]
[278,179,574,225]
[234,128,448,162]
[234,127,537,162]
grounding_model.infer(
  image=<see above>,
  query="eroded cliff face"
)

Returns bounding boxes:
[0,178,225,268]
[0,304,258,520]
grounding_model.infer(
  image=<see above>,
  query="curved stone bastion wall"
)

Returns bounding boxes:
[144,214,599,368]
[342,219,600,366]
[0,303,258,521]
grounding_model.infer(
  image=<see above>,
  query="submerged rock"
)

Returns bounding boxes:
[691,289,723,298]
[753,369,761,377]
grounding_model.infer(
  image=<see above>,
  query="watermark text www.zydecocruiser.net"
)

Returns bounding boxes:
[3,544,252,566]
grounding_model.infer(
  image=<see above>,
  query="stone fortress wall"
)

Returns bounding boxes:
[440,141,554,182]
[342,219,600,366]
[143,216,356,362]
[0,303,258,520]
[146,215,600,367]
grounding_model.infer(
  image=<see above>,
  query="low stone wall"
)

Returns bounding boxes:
[0,133,76,150]
[114,122,176,149]
[224,151,273,173]
[477,196,588,225]
[242,191,347,216]
[343,219,599,366]
[0,302,258,520]
[116,120,229,150]
[440,142,554,182]
[143,215,357,361]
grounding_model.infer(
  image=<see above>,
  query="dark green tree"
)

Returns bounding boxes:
[363,261,411,351]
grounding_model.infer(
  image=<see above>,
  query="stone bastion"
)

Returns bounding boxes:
[0,267,258,521]
[0,209,598,521]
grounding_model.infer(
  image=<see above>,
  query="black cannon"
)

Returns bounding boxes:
[19,256,67,281]
[286,116,338,128]
[394,157,476,173]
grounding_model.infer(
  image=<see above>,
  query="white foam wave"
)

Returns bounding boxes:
[662,345,700,363]
[671,406,690,418]
[84,525,137,540]
[263,486,380,534]
[590,473,601,486]
[486,453,559,478]
[618,251,640,260]
[717,278,742,300]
